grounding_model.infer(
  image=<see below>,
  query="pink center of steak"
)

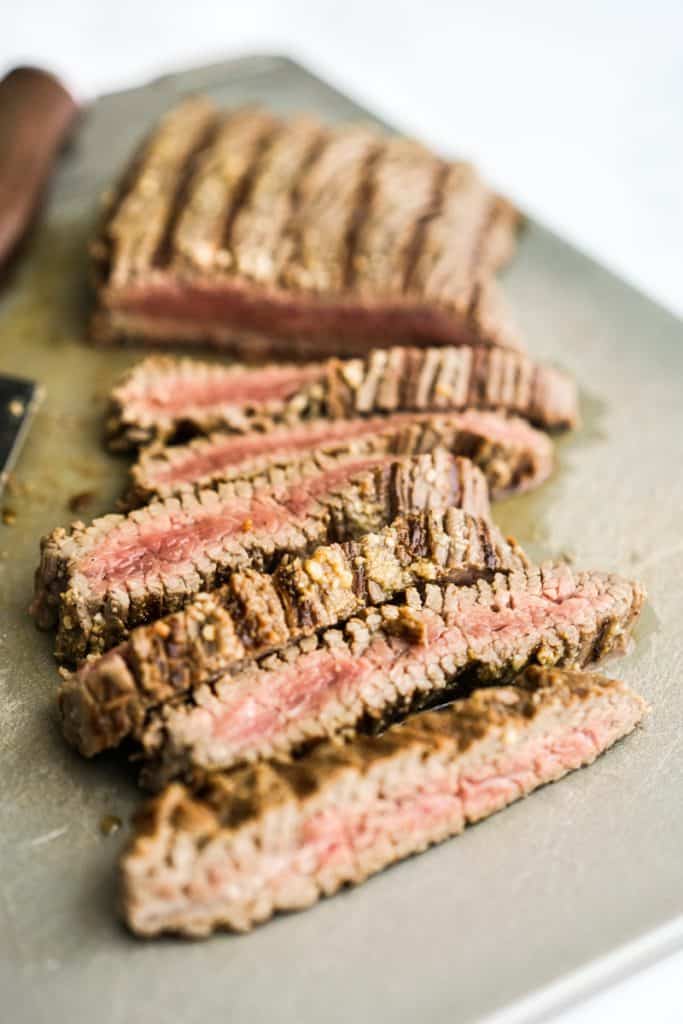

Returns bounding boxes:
[177,572,610,764]
[112,278,480,347]
[79,456,387,593]
[124,363,323,418]
[180,713,624,917]
[295,716,615,868]
[146,409,549,491]
[150,418,399,487]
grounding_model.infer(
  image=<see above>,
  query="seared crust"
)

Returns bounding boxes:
[92,101,523,355]
[58,508,525,756]
[137,563,645,787]
[125,409,554,506]
[105,345,577,451]
[120,666,647,937]
[32,451,488,662]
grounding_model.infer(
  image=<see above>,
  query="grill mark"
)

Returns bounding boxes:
[343,142,385,290]
[402,160,450,294]
[286,129,330,223]
[221,121,283,256]
[152,114,222,270]
[269,128,330,275]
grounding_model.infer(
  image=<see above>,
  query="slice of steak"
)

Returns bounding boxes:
[92,101,523,357]
[32,451,487,663]
[106,345,577,450]
[127,409,554,506]
[58,508,525,758]
[139,564,644,789]
[121,666,647,936]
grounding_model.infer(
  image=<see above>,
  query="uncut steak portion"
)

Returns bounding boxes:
[92,99,522,357]
[32,450,487,663]
[139,564,644,789]
[106,345,577,450]
[127,409,554,506]
[58,509,527,757]
[121,666,647,937]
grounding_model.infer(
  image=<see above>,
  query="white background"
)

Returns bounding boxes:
[3,1,682,1020]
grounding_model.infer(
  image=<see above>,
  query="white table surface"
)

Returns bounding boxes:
[3,1,682,1020]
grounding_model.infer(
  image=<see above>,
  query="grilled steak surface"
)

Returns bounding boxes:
[106,345,577,450]
[58,508,525,757]
[121,666,646,936]
[92,99,522,356]
[33,451,487,663]
[127,408,554,506]
[138,563,644,788]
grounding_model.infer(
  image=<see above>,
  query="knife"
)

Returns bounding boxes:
[0,67,77,493]
[0,374,45,498]
[0,66,79,274]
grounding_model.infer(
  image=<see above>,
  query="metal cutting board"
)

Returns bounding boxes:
[0,56,681,1024]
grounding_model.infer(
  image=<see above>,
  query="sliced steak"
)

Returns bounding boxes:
[106,345,577,450]
[92,100,522,357]
[127,409,554,506]
[138,564,644,789]
[58,508,525,757]
[121,666,647,936]
[32,451,487,663]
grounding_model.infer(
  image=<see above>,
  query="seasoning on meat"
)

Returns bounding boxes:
[120,666,647,936]
[106,345,577,451]
[138,563,644,788]
[92,101,523,357]
[58,507,526,757]
[32,451,488,663]
[126,409,554,506]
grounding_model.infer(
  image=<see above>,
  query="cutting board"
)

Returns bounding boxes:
[0,55,681,1024]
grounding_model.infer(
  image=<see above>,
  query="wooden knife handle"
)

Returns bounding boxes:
[0,67,79,270]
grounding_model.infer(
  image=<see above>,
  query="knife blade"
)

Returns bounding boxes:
[0,374,45,498]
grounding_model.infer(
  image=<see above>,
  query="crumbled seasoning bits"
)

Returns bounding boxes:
[2,507,16,526]
[68,490,95,514]
[99,814,122,837]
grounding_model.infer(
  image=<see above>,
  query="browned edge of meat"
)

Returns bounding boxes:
[120,666,647,937]
[125,409,554,507]
[31,451,489,664]
[105,346,577,452]
[58,508,526,758]
[91,101,522,357]
[137,563,645,790]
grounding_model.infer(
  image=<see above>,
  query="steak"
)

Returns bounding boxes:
[127,408,554,506]
[121,666,647,936]
[106,345,577,451]
[91,99,522,357]
[138,563,644,789]
[32,451,487,663]
[59,508,526,757]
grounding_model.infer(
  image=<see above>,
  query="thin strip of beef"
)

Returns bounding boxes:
[121,666,647,937]
[138,563,645,789]
[92,100,524,356]
[106,345,577,450]
[58,508,526,757]
[32,451,487,663]
[126,409,554,506]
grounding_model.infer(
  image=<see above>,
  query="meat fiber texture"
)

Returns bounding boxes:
[127,408,554,507]
[136,562,644,789]
[106,344,577,451]
[32,450,488,664]
[92,99,522,357]
[58,508,525,757]
[120,666,647,937]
